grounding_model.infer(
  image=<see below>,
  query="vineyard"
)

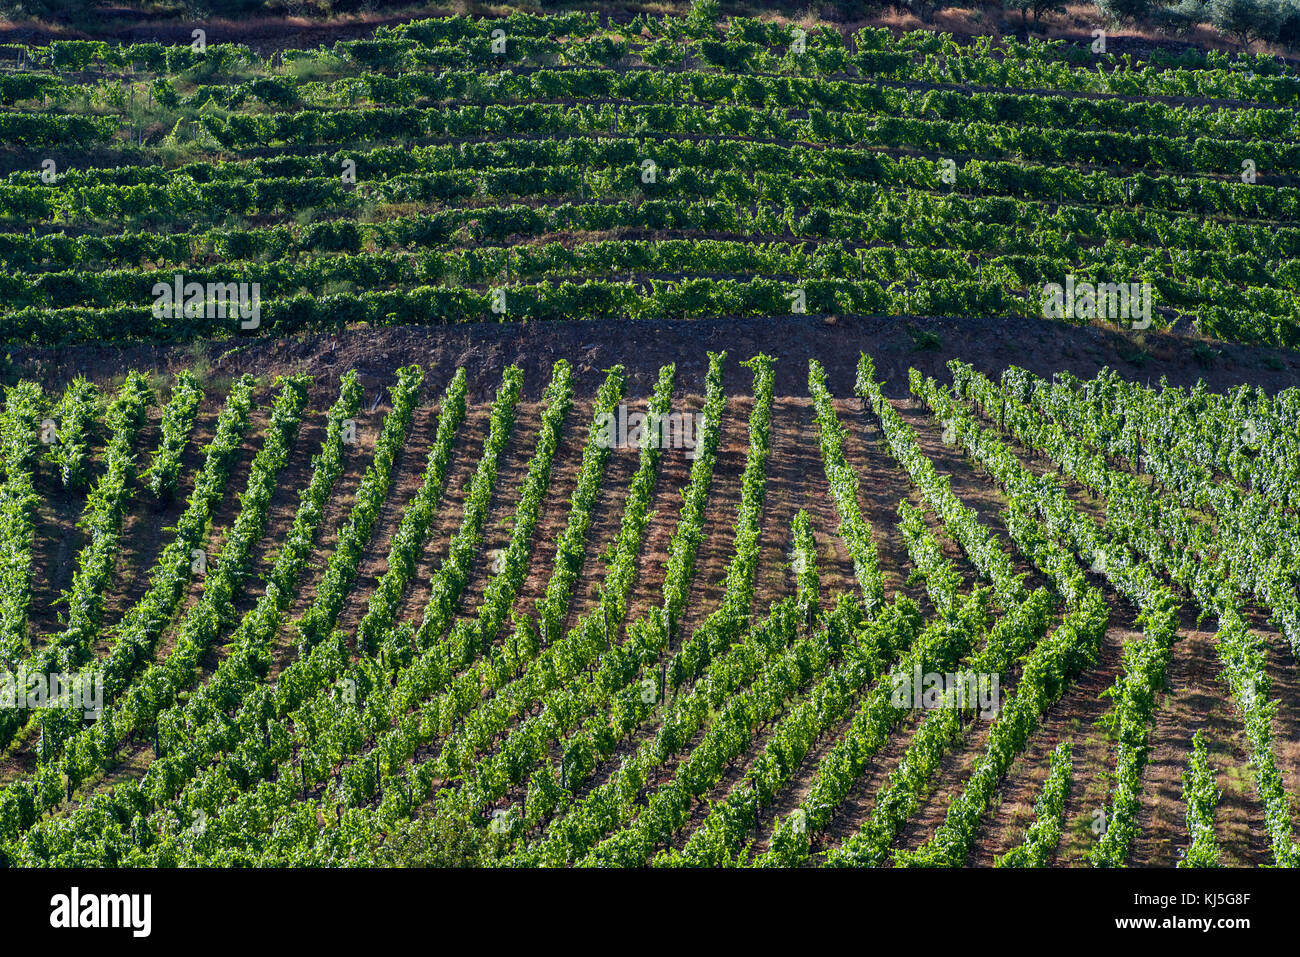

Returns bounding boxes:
[0,4,1297,874]
[0,342,1294,868]
[1,9,1300,348]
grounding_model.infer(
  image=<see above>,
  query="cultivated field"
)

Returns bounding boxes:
[0,5,1297,868]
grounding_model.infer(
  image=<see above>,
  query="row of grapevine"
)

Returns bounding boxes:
[859,357,1025,606]
[0,382,45,668]
[411,367,523,648]
[144,371,202,502]
[896,502,966,618]
[790,510,820,622]
[436,360,576,667]
[996,742,1073,867]
[807,361,883,613]
[45,377,99,493]
[12,229,1300,328]
[1179,732,1223,868]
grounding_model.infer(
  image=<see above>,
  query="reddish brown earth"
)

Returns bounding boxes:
[11,314,1300,416]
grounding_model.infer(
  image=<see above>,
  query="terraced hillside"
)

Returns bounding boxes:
[0,11,1299,347]
[0,8,1298,870]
